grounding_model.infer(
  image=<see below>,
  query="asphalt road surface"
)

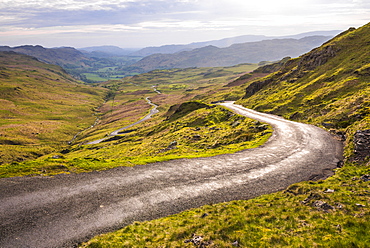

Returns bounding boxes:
[0,102,343,248]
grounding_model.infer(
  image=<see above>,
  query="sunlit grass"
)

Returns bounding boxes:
[0,58,267,177]
[1,104,272,177]
[80,161,370,248]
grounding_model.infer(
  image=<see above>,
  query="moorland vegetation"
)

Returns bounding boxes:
[80,23,370,247]
[1,62,268,177]
[0,22,369,247]
[0,52,107,168]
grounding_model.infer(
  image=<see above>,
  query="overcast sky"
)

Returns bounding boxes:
[0,0,369,48]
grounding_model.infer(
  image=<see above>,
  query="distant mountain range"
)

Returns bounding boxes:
[79,46,139,58]
[0,30,340,80]
[0,45,140,81]
[78,30,341,57]
[127,36,334,72]
[128,30,341,57]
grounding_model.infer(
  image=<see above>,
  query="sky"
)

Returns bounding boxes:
[0,0,369,48]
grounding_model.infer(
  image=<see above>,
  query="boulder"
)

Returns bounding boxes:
[184,234,212,247]
[313,200,335,211]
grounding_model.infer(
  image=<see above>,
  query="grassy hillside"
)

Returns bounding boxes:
[0,52,107,170]
[237,24,370,161]
[80,23,370,247]
[68,63,262,147]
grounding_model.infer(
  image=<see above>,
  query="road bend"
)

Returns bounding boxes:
[86,97,159,145]
[0,102,343,248]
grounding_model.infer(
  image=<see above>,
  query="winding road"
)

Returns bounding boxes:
[0,102,343,248]
[86,97,159,145]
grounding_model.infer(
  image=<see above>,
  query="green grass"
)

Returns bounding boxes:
[82,73,111,82]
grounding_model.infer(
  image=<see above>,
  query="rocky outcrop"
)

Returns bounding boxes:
[243,76,276,98]
[184,234,212,247]
[353,129,370,162]
[297,45,338,70]
[312,200,335,211]
[165,101,209,121]
[158,141,178,153]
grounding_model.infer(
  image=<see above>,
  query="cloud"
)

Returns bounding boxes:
[1,0,368,29]
[0,0,202,29]
[0,0,130,11]
[0,0,369,47]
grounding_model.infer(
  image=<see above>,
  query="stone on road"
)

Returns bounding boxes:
[0,102,343,248]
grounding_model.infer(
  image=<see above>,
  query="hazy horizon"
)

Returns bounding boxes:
[0,0,369,48]
[0,29,343,50]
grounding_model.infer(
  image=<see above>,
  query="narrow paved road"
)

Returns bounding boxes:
[86,97,159,145]
[0,102,343,248]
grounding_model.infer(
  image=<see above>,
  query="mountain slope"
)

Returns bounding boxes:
[79,23,370,247]
[129,36,332,72]
[0,51,107,166]
[237,24,370,162]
